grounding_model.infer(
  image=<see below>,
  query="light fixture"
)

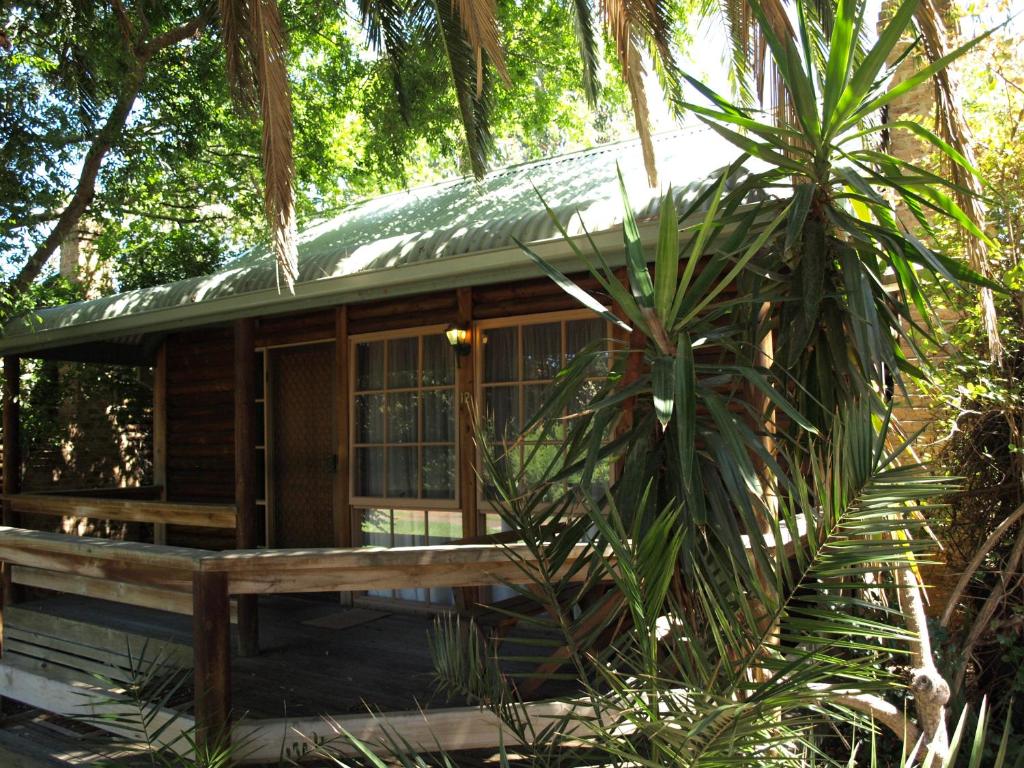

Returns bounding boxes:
[445,323,472,357]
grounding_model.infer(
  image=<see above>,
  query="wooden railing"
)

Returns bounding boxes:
[0,492,236,529]
[0,525,597,751]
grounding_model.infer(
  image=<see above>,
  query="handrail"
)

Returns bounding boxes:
[0,493,236,529]
[0,526,595,595]
[31,485,163,499]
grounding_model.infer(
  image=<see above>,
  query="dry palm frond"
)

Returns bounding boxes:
[913,0,1002,364]
[602,0,662,186]
[218,0,255,110]
[452,0,509,96]
[218,0,298,291]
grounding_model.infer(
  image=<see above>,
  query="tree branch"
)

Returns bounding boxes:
[138,4,215,59]
[7,5,217,297]
[897,567,950,761]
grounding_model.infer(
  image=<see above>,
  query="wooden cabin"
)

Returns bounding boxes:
[0,129,739,760]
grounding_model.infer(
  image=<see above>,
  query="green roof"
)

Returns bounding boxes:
[1,125,743,361]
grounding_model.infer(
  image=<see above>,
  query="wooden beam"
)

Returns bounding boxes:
[0,662,193,752]
[10,565,238,622]
[205,541,597,595]
[333,307,352,550]
[232,699,597,762]
[0,494,236,528]
[152,343,168,545]
[0,526,201,588]
[192,570,231,750]
[233,319,259,657]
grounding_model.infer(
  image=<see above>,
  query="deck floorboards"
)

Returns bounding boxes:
[11,595,554,720]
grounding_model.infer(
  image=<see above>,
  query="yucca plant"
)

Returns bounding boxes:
[676,0,1004,428]
[420,0,1007,762]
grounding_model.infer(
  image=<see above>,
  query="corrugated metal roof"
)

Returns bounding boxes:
[0,125,745,358]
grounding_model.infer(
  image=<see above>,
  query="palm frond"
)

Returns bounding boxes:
[217,0,298,291]
[426,0,493,178]
[568,0,601,106]
[451,0,509,96]
[358,0,412,121]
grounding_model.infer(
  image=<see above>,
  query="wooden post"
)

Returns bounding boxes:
[192,570,231,750]
[333,308,354,606]
[3,355,21,528]
[152,344,168,545]
[233,319,259,657]
[457,288,478,542]
[2,356,21,630]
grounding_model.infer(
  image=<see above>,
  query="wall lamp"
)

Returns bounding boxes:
[445,323,472,357]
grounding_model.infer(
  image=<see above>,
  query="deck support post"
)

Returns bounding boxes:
[192,570,231,750]
[234,319,259,657]
[333,308,353,606]
[3,355,21,527]
[152,344,168,545]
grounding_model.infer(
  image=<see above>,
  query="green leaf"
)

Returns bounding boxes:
[652,356,674,430]
[785,182,815,256]
[618,164,655,310]
[654,190,679,322]
[514,237,631,330]
[674,332,696,496]
[821,0,859,135]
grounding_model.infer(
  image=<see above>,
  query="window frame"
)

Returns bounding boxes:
[473,308,617,513]
[348,323,460,511]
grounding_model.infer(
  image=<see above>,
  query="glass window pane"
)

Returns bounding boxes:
[523,322,561,380]
[428,509,463,542]
[356,341,385,391]
[483,326,517,382]
[392,508,427,541]
[387,446,418,498]
[422,334,454,386]
[354,447,384,497]
[388,337,418,389]
[355,394,385,443]
[484,386,519,441]
[567,318,608,373]
[422,446,455,499]
[387,392,418,443]
[361,508,391,547]
[422,390,454,443]
[569,378,602,417]
[523,383,557,439]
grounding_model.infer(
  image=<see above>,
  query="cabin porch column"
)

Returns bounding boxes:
[2,355,21,617]
[192,570,231,749]
[234,319,259,657]
[152,344,168,545]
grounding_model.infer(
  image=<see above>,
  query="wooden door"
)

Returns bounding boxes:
[269,342,336,548]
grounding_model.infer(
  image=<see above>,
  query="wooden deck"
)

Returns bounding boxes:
[13,595,465,718]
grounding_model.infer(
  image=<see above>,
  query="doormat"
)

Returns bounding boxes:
[302,608,388,631]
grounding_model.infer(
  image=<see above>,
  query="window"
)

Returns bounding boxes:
[350,328,458,507]
[356,507,461,605]
[477,312,614,518]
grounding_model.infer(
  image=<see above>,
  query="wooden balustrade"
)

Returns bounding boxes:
[0,493,236,529]
[0,524,599,751]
